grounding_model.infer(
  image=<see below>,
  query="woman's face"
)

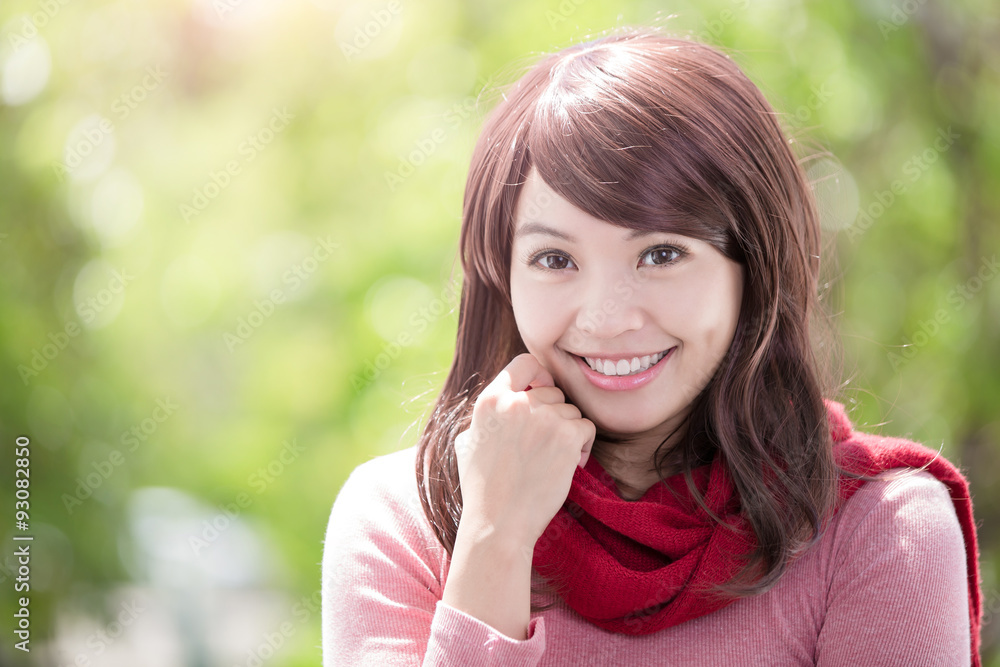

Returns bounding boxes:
[509,169,744,440]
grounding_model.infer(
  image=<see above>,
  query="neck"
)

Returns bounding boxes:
[591,427,686,501]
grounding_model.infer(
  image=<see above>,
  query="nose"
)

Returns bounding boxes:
[570,270,646,344]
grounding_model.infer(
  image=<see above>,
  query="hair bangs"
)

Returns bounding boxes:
[523,46,741,258]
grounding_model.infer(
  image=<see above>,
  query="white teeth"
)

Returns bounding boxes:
[585,350,667,376]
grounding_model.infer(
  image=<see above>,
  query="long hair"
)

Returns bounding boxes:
[416,27,841,604]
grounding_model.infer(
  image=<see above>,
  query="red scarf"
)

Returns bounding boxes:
[532,400,981,664]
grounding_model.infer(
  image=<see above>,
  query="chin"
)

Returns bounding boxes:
[580,392,689,435]
[584,410,663,437]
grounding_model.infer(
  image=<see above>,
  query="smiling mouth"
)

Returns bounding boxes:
[578,349,673,377]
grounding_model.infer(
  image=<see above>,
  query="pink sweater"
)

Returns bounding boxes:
[321,446,971,666]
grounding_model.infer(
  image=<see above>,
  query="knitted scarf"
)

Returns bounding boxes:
[531,400,981,664]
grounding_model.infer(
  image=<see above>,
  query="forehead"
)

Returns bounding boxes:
[514,220,661,245]
[512,169,561,222]
[512,170,666,244]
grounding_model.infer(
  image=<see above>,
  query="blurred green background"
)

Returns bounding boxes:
[1,0,997,664]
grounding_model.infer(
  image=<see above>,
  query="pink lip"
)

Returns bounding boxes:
[575,347,675,391]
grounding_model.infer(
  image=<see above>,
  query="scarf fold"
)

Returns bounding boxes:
[531,400,982,664]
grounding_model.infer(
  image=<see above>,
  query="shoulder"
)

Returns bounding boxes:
[322,445,448,588]
[321,447,454,662]
[823,404,968,556]
[812,470,972,663]
[849,466,954,514]
[833,467,960,550]
[336,445,420,500]
[327,445,425,531]
[821,466,967,593]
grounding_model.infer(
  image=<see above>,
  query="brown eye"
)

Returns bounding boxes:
[641,245,684,266]
[537,253,574,271]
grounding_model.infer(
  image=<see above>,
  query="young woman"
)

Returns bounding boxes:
[322,27,981,665]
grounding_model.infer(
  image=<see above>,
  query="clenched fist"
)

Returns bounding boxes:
[454,353,596,548]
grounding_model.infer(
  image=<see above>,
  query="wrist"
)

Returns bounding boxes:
[456,509,537,560]
[444,512,535,641]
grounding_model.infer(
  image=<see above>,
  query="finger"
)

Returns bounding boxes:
[496,353,555,393]
[523,386,566,406]
[540,402,581,421]
[578,420,595,468]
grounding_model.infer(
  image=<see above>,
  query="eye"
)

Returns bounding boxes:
[531,251,576,271]
[640,244,687,267]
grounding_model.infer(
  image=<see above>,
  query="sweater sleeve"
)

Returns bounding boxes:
[321,450,547,666]
[816,469,971,666]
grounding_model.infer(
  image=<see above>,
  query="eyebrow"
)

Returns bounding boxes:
[513,222,660,242]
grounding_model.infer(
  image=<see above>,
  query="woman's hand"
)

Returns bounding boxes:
[454,353,596,548]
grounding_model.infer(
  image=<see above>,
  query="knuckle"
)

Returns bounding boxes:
[474,392,499,414]
[480,387,501,405]
[502,392,530,414]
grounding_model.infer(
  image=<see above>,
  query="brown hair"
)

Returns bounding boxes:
[416,26,842,605]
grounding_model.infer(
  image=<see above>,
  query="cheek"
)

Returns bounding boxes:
[703,275,743,358]
[510,274,553,347]
[662,271,742,349]
[511,284,578,359]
